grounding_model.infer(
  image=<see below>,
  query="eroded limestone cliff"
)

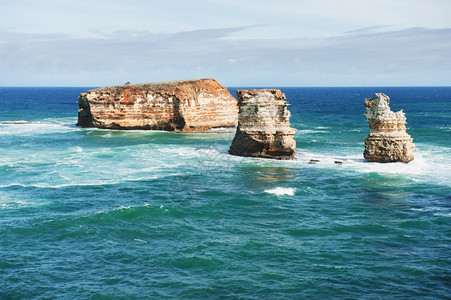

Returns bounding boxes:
[364,93,415,163]
[229,89,296,159]
[77,79,238,132]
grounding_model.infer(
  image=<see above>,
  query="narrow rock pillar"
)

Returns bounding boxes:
[364,93,415,163]
[229,89,296,159]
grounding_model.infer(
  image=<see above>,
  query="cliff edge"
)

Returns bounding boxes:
[77,79,238,132]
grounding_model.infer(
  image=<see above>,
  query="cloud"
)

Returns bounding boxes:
[0,26,255,68]
[344,25,394,35]
[169,25,262,42]
[0,26,450,86]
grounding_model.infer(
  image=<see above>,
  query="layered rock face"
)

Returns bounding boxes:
[364,93,415,163]
[229,89,296,159]
[77,79,238,132]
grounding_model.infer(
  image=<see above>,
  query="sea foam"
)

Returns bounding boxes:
[294,147,451,187]
[265,187,296,196]
[0,121,77,136]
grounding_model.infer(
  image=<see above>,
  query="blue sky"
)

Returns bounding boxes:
[1,0,450,86]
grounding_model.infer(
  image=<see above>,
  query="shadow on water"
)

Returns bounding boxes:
[234,165,297,190]
[357,172,413,209]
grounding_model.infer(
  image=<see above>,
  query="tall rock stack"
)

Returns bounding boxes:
[76,79,238,132]
[229,89,296,159]
[364,93,415,163]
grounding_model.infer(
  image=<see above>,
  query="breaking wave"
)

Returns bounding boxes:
[265,187,296,196]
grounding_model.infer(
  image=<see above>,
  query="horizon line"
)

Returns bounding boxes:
[1,85,450,88]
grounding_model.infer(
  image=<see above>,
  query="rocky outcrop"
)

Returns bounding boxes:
[364,93,415,163]
[229,89,296,159]
[77,79,238,132]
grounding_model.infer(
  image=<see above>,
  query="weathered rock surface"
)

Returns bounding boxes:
[229,89,296,159]
[77,79,238,132]
[364,93,415,163]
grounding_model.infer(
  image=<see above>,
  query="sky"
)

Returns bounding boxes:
[1,0,451,87]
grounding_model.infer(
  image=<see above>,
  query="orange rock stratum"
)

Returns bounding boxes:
[77,79,238,132]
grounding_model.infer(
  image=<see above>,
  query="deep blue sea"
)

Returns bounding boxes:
[1,87,450,299]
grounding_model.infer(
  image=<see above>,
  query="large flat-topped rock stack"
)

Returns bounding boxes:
[229,89,296,159]
[364,93,415,163]
[77,79,238,132]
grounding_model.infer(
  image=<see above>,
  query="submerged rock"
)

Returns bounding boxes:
[364,93,415,163]
[76,79,238,132]
[229,89,296,159]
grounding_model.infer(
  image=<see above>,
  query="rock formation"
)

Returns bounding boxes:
[364,93,415,163]
[229,89,296,159]
[77,79,238,132]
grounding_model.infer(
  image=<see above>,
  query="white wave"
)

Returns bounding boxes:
[297,129,327,134]
[294,147,451,187]
[89,205,132,216]
[1,201,37,209]
[90,202,157,216]
[265,187,296,196]
[68,146,83,153]
[352,154,428,175]
[410,206,451,218]
[164,145,235,163]
[0,194,49,209]
[1,120,29,124]
[0,183,30,188]
[0,176,160,189]
[434,212,451,217]
[134,239,148,243]
[209,127,236,133]
[0,121,78,136]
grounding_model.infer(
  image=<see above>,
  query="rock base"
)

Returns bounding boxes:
[364,133,415,163]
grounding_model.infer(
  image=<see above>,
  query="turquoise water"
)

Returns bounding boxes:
[1,87,450,299]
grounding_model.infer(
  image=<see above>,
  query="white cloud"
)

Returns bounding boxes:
[1,1,450,86]
[2,0,451,38]
[0,26,450,86]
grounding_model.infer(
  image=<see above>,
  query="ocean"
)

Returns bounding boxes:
[0,86,450,299]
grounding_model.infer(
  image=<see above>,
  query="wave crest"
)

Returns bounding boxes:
[265,187,296,196]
